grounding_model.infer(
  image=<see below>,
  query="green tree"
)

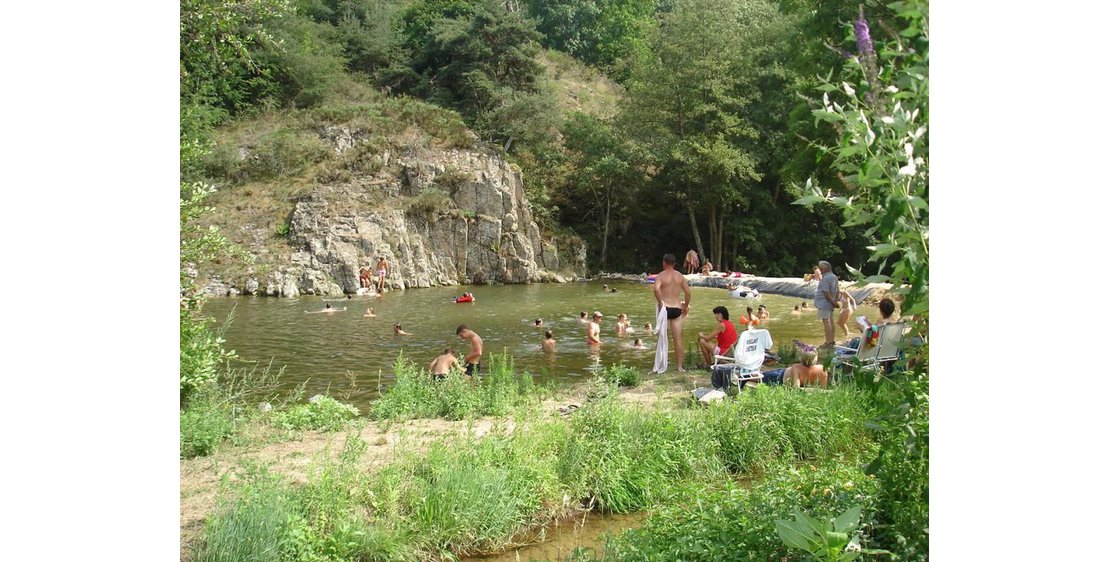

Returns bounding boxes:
[525,0,659,73]
[180,0,294,119]
[562,113,643,269]
[621,0,785,268]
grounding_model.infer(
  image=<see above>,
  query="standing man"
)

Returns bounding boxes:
[456,324,484,376]
[587,311,603,345]
[814,260,840,347]
[652,253,692,373]
[375,256,390,293]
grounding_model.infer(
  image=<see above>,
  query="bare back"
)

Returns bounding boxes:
[429,354,459,375]
[653,268,690,308]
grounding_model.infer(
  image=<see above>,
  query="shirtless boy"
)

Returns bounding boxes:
[653,253,692,372]
[429,348,460,380]
[542,330,556,353]
[587,312,603,345]
[456,324,484,376]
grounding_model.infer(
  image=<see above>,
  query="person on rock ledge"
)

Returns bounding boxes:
[375,256,390,292]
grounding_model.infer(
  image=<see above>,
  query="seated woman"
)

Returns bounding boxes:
[697,306,738,367]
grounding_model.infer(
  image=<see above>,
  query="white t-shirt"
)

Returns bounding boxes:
[736,329,773,372]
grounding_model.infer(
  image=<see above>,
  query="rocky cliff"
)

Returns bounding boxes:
[200,125,587,297]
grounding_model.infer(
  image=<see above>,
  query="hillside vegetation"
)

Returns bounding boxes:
[181,1,929,560]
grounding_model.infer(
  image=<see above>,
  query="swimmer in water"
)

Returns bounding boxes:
[542,330,556,353]
[306,303,345,314]
[587,311,603,345]
[578,311,589,324]
[364,307,377,318]
[393,323,413,336]
[757,304,770,321]
[616,313,631,337]
[632,338,646,350]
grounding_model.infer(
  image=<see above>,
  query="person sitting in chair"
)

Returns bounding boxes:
[697,306,738,367]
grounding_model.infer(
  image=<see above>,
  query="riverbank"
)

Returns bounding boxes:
[180,372,702,560]
[180,370,873,561]
[597,272,893,304]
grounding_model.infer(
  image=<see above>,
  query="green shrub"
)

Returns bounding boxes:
[180,389,237,458]
[248,130,332,180]
[602,363,641,387]
[272,395,361,431]
[403,188,453,218]
[599,460,881,562]
[180,308,235,403]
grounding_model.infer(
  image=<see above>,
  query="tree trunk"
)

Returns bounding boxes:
[687,204,705,265]
[708,205,718,270]
[601,186,611,269]
[714,209,725,269]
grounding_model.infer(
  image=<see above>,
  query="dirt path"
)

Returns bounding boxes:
[179,375,700,560]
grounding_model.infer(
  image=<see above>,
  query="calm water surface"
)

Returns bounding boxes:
[203,280,877,411]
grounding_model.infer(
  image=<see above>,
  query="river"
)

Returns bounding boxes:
[202,280,877,411]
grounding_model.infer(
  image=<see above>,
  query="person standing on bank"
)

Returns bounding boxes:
[814,261,840,347]
[652,253,692,373]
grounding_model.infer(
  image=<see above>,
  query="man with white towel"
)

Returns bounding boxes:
[651,253,692,373]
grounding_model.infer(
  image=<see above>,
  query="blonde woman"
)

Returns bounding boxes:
[836,290,857,337]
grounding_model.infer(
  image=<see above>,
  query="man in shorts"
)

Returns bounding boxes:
[653,253,692,372]
[814,260,840,347]
[456,324,484,376]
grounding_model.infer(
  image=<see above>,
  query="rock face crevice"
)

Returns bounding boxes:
[204,134,586,297]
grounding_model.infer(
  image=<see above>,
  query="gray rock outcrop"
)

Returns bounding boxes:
[205,134,587,297]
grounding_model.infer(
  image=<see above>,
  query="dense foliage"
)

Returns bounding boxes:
[794,2,929,559]
[180,0,908,277]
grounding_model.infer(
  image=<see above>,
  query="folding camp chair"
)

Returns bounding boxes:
[710,328,772,394]
[832,322,906,383]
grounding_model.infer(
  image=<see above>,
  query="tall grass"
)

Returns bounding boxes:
[194,464,298,562]
[559,393,723,513]
[371,352,545,420]
[597,458,882,562]
[194,381,875,561]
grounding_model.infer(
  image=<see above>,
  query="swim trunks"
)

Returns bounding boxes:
[377,269,386,277]
[465,362,481,376]
[432,373,447,381]
[666,306,682,320]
